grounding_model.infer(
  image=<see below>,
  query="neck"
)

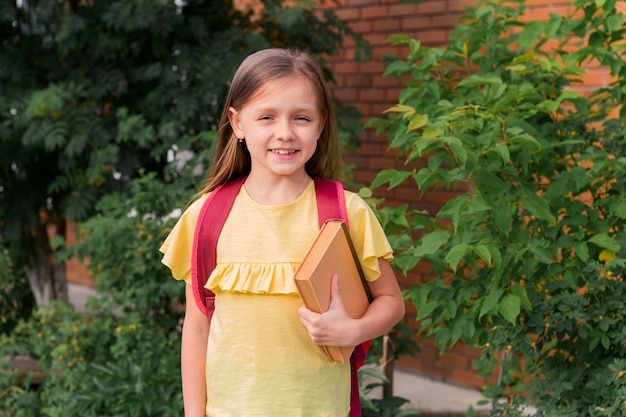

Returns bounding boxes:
[244,174,312,205]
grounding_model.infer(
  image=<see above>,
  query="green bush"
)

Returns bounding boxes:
[0,245,34,336]
[0,0,375,413]
[367,0,626,415]
[0,173,187,416]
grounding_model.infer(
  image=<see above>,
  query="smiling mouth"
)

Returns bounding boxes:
[271,149,297,155]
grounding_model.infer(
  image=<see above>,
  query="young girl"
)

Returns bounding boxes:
[160,48,405,417]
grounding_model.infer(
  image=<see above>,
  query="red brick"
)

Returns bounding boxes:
[417,0,447,14]
[389,3,419,16]
[370,157,396,170]
[333,61,359,73]
[349,19,374,32]
[334,88,359,102]
[345,74,372,87]
[431,12,464,28]
[333,7,361,21]
[581,69,609,87]
[448,0,478,13]
[439,350,471,369]
[529,5,573,20]
[362,5,389,19]
[374,17,402,32]
[346,0,378,5]
[358,143,386,156]
[366,33,393,47]
[360,61,387,74]
[402,15,432,31]
[417,29,449,45]
[452,368,494,389]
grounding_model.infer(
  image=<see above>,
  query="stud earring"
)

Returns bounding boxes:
[238,137,245,143]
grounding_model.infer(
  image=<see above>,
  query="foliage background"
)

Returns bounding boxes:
[0,0,373,415]
[366,0,626,415]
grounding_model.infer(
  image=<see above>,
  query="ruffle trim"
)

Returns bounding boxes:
[205,262,300,295]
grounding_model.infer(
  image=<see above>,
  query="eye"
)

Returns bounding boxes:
[296,116,312,122]
[259,115,273,121]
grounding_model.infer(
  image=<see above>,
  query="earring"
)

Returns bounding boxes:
[238,137,245,143]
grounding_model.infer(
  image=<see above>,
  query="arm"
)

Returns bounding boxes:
[298,258,405,347]
[181,283,210,417]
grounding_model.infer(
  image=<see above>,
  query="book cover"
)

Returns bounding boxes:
[294,220,372,363]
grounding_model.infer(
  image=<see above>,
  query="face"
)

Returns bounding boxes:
[228,75,325,182]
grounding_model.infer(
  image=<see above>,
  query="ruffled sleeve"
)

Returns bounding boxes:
[159,195,208,284]
[344,191,394,282]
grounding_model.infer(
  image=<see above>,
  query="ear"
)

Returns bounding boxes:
[228,107,244,139]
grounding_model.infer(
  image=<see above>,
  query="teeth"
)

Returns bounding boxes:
[272,149,296,155]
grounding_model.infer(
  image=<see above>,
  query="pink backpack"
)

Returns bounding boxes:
[191,176,370,417]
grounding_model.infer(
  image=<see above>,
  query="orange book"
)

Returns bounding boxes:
[294,220,373,363]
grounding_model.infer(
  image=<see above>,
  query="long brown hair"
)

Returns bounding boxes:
[196,48,339,197]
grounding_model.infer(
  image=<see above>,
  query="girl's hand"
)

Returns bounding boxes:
[297,275,360,347]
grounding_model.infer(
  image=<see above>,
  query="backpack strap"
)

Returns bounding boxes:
[314,178,369,417]
[191,176,246,319]
[313,178,348,229]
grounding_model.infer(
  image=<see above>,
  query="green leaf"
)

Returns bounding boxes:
[498,294,521,325]
[493,143,510,163]
[487,245,503,269]
[528,239,555,264]
[383,60,412,76]
[518,21,545,49]
[511,285,532,312]
[408,113,428,131]
[479,287,503,320]
[575,242,590,262]
[443,136,467,165]
[446,244,471,271]
[544,15,563,38]
[588,234,620,252]
[416,301,438,320]
[607,14,625,32]
[386,34,412,45]
[522,194,556,223]
[474,245,492,265]
[413,230,451,258]
[469,195,492,212]
[371,169,413,189]
[439,195,469,231]
[278,6,304,29]
[556,91,581,103]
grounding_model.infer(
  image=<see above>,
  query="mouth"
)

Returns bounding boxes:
[271,149,298,155]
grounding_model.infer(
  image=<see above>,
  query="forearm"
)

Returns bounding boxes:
[181,322,208,417]
[181,283,210,417]
[350,294,405,346]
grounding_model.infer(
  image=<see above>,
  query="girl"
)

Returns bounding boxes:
[160,48,405,417]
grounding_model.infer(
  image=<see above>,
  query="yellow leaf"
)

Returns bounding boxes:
[599,249,614,263]
[383,104,415,118]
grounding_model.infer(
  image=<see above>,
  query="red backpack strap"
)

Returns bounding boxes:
[313,178,348,229]
[314,178,367,417]
[191,177,246,318]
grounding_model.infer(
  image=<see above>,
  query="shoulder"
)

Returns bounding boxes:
[342,187,373,214]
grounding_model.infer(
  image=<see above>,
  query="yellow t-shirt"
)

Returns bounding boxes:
[160,181,393,417]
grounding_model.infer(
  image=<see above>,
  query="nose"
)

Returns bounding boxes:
[275,118,294,141]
